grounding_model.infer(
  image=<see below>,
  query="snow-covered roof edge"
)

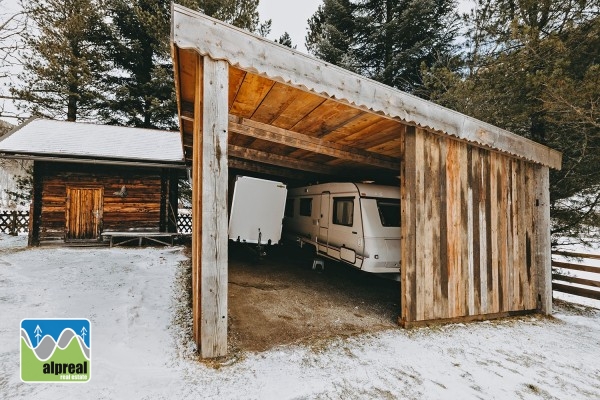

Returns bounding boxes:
[0,118,186,168]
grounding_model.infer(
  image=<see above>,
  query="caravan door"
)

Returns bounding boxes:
[317,192,330,253]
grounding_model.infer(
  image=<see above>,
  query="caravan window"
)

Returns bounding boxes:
[377,199,400,227]
[299,198,312,216]
[284,198,294,217]
[333,197,354,226]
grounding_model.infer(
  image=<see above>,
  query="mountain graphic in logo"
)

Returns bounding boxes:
[20,319,91,382]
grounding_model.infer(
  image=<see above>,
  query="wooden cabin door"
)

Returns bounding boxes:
[65,187,103,240]
[317,192,330,253]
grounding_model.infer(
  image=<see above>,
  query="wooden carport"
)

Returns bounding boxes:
[171,4,562,358]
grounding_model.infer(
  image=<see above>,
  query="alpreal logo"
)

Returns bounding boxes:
[20,318,91,382]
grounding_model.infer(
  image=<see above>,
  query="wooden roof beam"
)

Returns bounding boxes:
[229,115,400,170]
[181,101,194,122]
[229,157,321,181]
[184,143,342,175]
[172,5,562,170]
[228,144,340,175]
[180,101,401,170]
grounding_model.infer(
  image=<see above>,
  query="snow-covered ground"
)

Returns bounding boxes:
[1,234,599,399]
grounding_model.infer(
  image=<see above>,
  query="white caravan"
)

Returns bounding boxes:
[228,176,287,250]
[283,182,401,275]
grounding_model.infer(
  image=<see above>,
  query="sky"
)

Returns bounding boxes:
[257,0,322,52]
[257,0,474,53]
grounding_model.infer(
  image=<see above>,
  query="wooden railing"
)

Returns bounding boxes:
[177,213,192,234]
[0,211,29,235]
[552,251,600,301]
[0,211,194,235]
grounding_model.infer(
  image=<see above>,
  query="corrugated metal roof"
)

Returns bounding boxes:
[0,119,184,164]
[172,5,561,170]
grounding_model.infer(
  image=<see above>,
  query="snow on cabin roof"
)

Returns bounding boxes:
[0,119,185,167]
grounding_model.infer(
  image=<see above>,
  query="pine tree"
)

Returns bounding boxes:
[423,0,600,245]
[275,32,295,49]
[99,0,174,129]
[358,0,458,92]
[306,0,459,93]
[306,0,357,70]
[12,0,110,121]
[100,0,264,129]
[194,0,260,31]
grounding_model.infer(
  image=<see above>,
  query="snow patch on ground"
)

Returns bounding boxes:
[0,234,599,399]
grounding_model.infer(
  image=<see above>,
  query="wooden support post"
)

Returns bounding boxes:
[191,55,202,347]
[10,210,17,236]
[534,166,552,314]
[159,169,168,232]
[400,126,417,326]
[28,161,43,246]
[167,170,179,233]
[192,55,229,358]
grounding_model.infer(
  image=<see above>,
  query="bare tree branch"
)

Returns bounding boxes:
[0,0,28,121]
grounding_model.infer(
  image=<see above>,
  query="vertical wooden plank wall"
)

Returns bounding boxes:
[401,128,549,326]
[191,53,202,346]
[31,162,173,244]
[534,166,552,314]
[192,54,229,358]
[159,170,168,232]
[28,161,43,246]
[167,170,179,233]
[159,170,180,233]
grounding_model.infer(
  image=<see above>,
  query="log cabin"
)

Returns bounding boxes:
[0,118,186,246]
[170,4,562,358]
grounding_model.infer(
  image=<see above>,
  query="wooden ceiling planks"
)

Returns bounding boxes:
[180,63,406,178]
[177,49,197,105]
[228,68,246,110]
[367,138,404,158]
[229,73,275,118]
[228,116,399,170]
[269,91,326,130]
[289,99,364,138]
[320,113,387,143]
[337,118,402,146]
[250,82,304,124]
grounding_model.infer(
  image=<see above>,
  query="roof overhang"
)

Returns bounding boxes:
[0,153,187,169]
[171,3,561,173]
[0,118,187,169]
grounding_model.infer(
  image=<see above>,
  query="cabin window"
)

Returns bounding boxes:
[284,198,294,217]
[299,198,312,217]
[377,199,400,227]
[333,197,354,226]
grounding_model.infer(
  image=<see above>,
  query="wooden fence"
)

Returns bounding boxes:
[0,210,194,235]
[552,251,600,301]
[2,209,592,300]
[177,213,192,234]
[0,211,29,235]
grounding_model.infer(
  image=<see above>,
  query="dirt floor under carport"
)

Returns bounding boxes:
[226,243,401,353]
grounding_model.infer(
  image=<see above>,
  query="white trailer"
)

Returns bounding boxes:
[283,182,400,275]
[228,176,287,250]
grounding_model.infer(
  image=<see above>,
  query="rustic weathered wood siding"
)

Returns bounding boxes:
[191,55,229,358]
[30,162,178,243]
[401,128,547,325]
[65,187,103,240]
